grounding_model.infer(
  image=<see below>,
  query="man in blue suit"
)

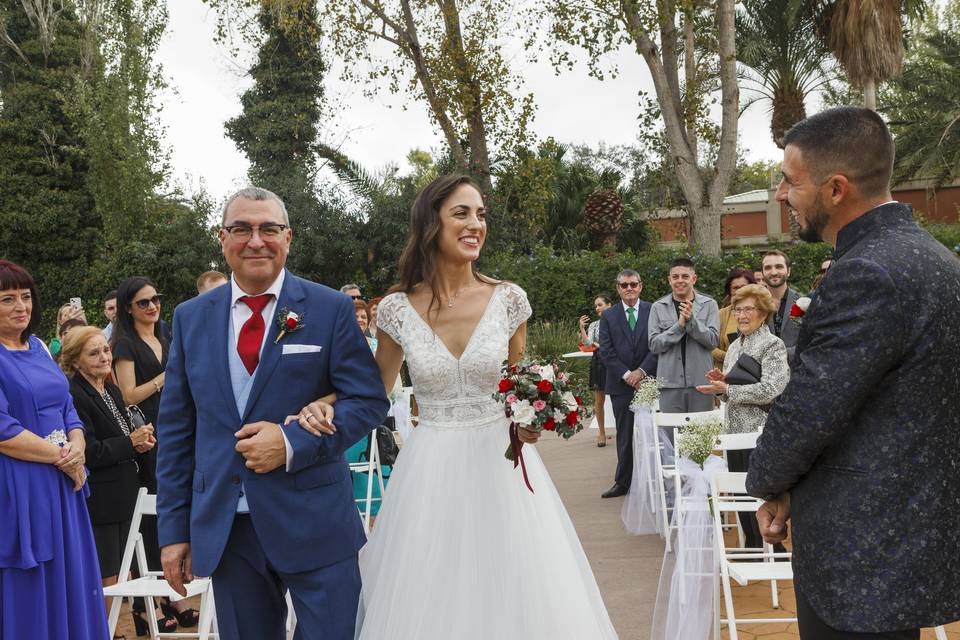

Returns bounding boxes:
[156,187,390,640]
[598,269,657,499]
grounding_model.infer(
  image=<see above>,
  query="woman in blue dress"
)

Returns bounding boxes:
[0,260,108,640]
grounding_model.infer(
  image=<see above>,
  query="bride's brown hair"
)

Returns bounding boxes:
[391,174,498,318]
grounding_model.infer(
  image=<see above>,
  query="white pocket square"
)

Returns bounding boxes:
[282,344,324,355]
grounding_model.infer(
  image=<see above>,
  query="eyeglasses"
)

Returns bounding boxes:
[222,223,289,240]
[133,295,162,310]
[617,282,641,289]
[349,294,362,300]
[733,306,758,315]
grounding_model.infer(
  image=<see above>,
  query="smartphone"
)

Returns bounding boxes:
[69,297,82,310]
[579,307,593,318]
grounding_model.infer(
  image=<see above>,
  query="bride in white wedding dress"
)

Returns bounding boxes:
[299,175,617,640]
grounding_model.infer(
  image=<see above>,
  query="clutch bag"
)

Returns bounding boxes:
[725,354,762,385]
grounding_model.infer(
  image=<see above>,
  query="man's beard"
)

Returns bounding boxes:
[763,274,784,288]
[796,193,830,243]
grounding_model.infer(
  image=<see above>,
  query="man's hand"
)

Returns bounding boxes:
[624,369,646,388]
[161,543,193,597]
[517,426,541,444]
[678,300,693,327]
[756,493,791,545]
[235,421,287,473]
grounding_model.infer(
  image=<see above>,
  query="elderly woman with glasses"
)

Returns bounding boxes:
[697,283,789,549]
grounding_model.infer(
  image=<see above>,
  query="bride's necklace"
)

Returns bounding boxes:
[440,280,478,309]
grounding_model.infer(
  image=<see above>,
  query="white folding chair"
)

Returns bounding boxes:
[653,408,724,551]
[715,431,761,548]
[349,428,387,533]
[711,472,794,640]
[104,488,216,639]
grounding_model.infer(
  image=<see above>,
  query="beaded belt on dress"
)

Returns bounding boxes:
[416,397,505,431]
[44,429,67,446]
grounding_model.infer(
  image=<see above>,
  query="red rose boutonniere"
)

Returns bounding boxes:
[274,308,305,343]
[789,296,812,325]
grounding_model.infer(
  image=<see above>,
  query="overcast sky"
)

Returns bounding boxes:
[156,0,786,204]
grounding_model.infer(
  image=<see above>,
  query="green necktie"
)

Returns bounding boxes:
[627,306,637,331]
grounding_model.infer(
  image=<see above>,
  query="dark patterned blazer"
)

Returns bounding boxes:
[746,202,960,632]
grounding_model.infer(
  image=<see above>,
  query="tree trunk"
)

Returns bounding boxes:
[686,202,721,255]
[863,77,877,110]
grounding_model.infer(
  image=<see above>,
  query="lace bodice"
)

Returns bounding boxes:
[376,283,532,430]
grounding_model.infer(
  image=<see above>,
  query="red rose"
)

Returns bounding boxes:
[543,417,556,431]
[536,380,553,394]
[286,317,298,329]
[565,411,579,426]
[498,379,514,393]
[790,303,804,318]
[575,396,583,406]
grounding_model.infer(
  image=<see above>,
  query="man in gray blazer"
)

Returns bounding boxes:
[747,107,960,638]
[648,257,719,414]
[760,250,800,362]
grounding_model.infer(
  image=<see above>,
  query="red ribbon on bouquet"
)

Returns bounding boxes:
[509,422,535,493]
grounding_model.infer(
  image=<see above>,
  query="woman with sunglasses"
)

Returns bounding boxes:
[112,277,199,630]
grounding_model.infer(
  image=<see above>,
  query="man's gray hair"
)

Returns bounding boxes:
[221,187,290,226]
[616,269,642,283]
[340,284,361,293]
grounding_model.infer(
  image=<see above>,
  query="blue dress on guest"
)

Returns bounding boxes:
[0,336,109,640]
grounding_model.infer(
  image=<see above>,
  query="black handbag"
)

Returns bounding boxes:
[361,417,399,467]
[725,354,762,385]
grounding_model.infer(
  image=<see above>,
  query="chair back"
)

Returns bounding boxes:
[655,408,724,428]
[717,432,759,451]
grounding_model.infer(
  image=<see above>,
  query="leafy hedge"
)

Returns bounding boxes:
[481,242,835,322]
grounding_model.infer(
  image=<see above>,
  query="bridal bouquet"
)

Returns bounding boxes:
[493,359,589,490]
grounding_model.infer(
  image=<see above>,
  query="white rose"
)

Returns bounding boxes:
[540,365,555,382]
[561,391,579,411]
[511,399,536,425]
[795,296,811,312]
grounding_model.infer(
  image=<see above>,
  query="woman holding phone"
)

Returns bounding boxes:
[578,293,613,446]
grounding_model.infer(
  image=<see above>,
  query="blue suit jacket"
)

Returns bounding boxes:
[598,302,658,397]
[156,271,390,576]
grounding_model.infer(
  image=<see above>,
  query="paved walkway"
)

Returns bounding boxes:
[113,427,960,639]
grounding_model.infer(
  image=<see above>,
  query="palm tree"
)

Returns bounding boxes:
[737,0,832,148]
[883,27,960,186]
[810,0,926,110]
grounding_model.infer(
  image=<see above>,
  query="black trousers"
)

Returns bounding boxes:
[726,448,766,550]
[609,393,634,489]
[796,584,920,639]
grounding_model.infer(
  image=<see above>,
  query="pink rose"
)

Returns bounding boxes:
[533,399,547,412]
[506,394,518,404]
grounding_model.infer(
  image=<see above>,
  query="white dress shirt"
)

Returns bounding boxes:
[621,301,646,381]
[229,271,295,470]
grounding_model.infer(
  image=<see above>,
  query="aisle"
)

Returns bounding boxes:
[536,428,665,638]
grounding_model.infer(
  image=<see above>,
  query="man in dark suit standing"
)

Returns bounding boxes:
[760,250,801,362]
[598,269,657,499]
[747,107,960,638]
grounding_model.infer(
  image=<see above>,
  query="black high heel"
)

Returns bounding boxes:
[161,599,200,628]
[131,611,178,637]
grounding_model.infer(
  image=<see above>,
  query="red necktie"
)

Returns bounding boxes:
[237,294,273,374]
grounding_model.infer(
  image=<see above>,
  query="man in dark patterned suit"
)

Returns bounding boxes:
[747,107,960,639]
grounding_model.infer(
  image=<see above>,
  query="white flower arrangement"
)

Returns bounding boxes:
[676,417,724,468]
[631,376,661,408]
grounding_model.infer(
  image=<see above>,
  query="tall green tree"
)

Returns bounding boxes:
[737,0,831,147]
[541,0,740,256]
[0,1,99,324]
[883,5,960,187]
[225,1,363,287]
[811,0,925,109]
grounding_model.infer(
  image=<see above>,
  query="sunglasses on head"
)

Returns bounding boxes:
[133,295,162,310]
